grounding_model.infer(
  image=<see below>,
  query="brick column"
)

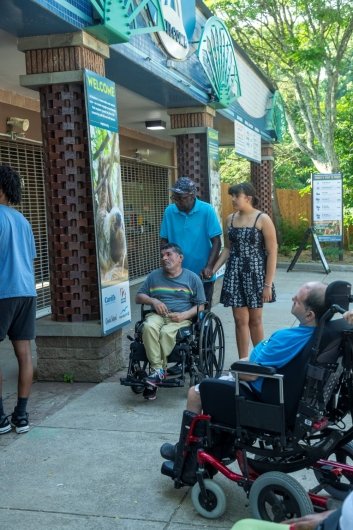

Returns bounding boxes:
[250,142,274,217]
[168,107,216,201]
[18,33,124,381]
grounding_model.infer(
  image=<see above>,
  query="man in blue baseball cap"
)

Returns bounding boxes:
[170,176,197,195]
[160,176,222,375]
[161,176,221,305]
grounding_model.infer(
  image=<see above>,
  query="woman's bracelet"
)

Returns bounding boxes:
[264,283,272,288]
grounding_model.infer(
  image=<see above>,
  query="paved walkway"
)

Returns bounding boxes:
[0,264,352,529]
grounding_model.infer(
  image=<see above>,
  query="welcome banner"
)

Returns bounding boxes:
[84,69,131,335]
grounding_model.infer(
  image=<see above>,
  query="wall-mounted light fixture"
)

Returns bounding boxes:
[145,120,166,131]
[6,117,30,140]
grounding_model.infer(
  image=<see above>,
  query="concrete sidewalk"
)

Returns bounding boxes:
[1,265,352,529]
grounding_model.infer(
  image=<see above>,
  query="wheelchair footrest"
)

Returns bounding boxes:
[120,377,144,387]
[159,378,185,388]
[161,460,175,478]
[120,376,184,388]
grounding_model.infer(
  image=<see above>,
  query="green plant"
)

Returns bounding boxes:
[63,373,74,384]
[278,244,293,256]
[278,218,309,251]
[319,244,346,262]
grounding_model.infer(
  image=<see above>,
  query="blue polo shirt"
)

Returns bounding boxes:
[160,198,222,279]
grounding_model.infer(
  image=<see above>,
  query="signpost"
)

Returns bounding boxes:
[287,227,330,274]
[207,128,225,278]
[312,172,343,260]
[287,172,344,273]
[234,119,261,163]
[84,69,131,335]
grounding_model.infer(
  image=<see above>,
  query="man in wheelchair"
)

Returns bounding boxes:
[135,242,206,400]
[160,281,326,461]
[160,280,353,523]
[186,281,327,414]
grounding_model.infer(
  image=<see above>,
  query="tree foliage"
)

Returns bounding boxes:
[219,148,250,184]
[335,89,353,225]
[205,0,353,173]
[219,143,313,189]
[274,139,314,189]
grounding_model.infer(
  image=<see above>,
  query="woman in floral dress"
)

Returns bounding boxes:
[213,182,277,359]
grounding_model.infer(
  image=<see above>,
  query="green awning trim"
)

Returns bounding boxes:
[265,90,287,142]
[86,0,165,44]
[197,16,241,109]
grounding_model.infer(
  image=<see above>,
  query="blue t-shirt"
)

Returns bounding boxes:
[0,205,37,298]
[249,326,315,392]
[160,199,222,280]
[137,268,206,313]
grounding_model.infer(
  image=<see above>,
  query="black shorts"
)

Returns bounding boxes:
[0,297,36,341]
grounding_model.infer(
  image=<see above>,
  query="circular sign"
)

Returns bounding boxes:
[157,1,194,61]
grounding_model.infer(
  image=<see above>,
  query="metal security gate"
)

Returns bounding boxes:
[0,139,50,317]
[0,144,170,312]
[121,157,170,280]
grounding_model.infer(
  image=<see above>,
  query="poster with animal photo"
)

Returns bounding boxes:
[84,70,131,334]
[89,126,130,334]
[207,128,225,279]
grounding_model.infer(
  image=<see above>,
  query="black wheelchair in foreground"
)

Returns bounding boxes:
[161,281,353,521]
[120,305,225,394]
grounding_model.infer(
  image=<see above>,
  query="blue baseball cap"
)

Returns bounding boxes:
[170,177,196,194]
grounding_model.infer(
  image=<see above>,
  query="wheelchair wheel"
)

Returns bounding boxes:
[189,368,207,387]
[314,441,353,500]
[249,471,313,522]
[198,312,225,378]
[189,371,200,387]
[191,479,226,519]
[129,362,147,394]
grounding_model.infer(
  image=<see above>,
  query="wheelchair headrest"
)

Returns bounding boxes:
[324,281,352,316]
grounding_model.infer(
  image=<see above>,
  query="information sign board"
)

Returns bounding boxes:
[234,120,261,163]
[312,173,343,242]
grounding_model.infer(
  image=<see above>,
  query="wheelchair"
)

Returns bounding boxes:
[120,304,225,393]
[161,280,353,522]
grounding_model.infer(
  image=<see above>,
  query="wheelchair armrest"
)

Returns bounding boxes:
[230,361,277,376]
[231,362,285,404]
[140,304,154,319]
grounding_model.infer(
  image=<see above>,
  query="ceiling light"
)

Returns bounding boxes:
[7,117,30,132]
[145,120,166,130]
[6,117,30,140]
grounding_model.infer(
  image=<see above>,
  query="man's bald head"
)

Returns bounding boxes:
[292,282,327,325]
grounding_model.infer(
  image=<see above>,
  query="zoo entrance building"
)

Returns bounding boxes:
[0,0,284,381]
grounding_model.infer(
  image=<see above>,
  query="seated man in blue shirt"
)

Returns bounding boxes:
[186,281,327,413]
[161,281,327,462]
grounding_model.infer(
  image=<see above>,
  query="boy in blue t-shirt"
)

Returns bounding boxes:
[0,165,36,435]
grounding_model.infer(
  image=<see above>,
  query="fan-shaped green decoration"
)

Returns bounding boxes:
[265,90,287,142]
[197,16,241,109]
[86,0,165,44]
